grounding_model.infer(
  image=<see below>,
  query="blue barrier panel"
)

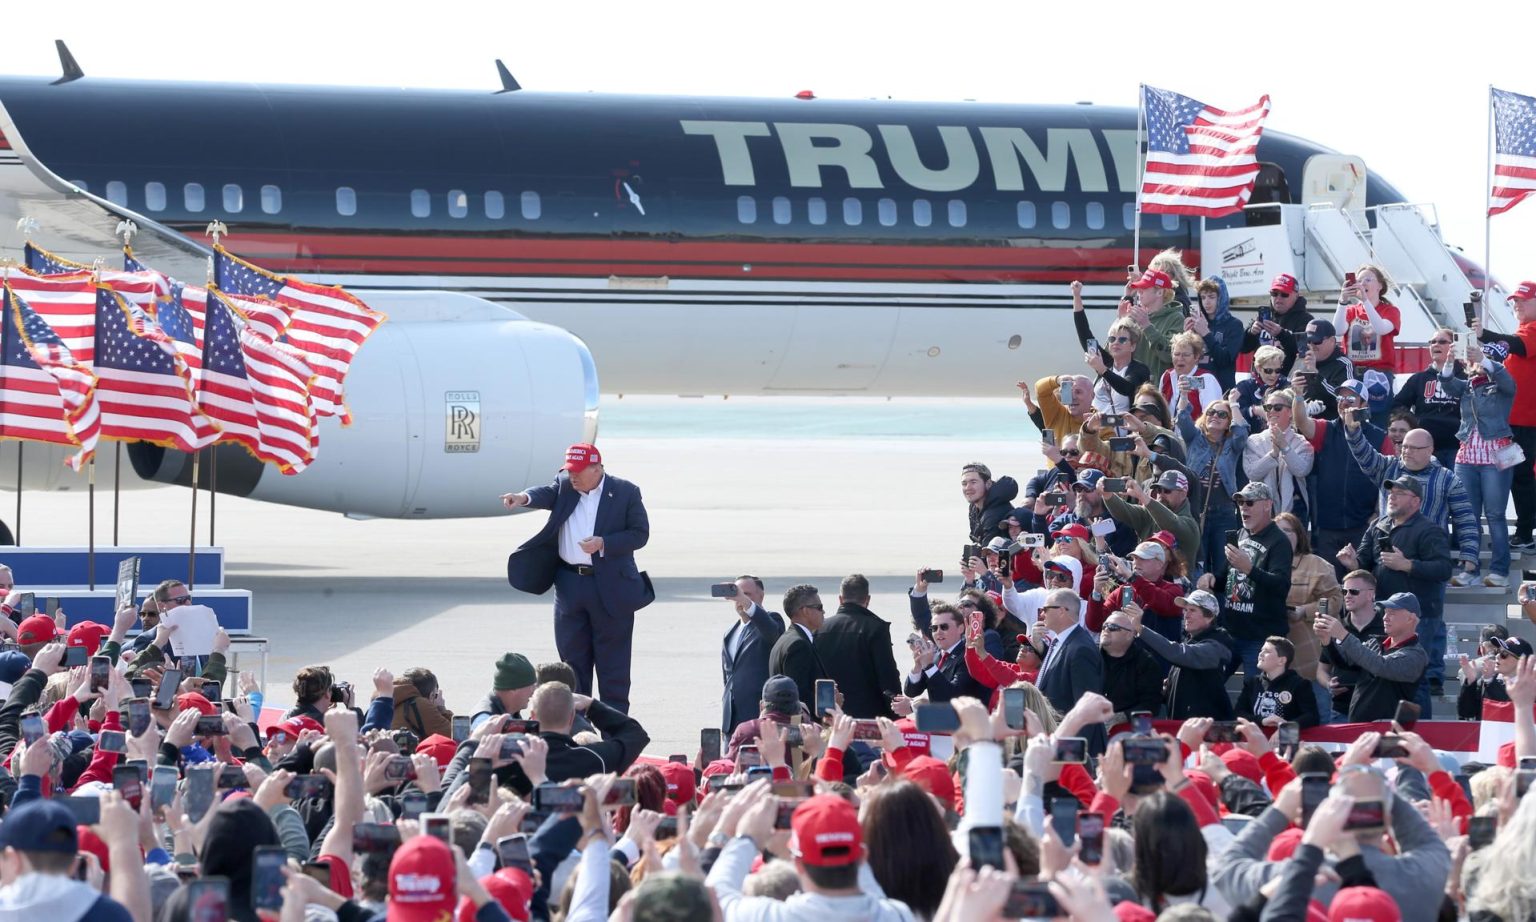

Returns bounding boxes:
[39,590,252,634]
[1,547,225,590]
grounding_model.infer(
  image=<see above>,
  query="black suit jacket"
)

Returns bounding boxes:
[814,603,903,719]
[768,625,827,709]
[722,604,786,734]
[1037,626,1105,716]
[904,640,993,702]
[506,473,655,614]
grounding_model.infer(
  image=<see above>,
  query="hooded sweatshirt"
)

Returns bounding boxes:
[1199,277,1246,392]
[969,476,1019,545]
[0,873,131,922]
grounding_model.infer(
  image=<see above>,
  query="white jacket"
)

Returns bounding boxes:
[709,837,916,922]
[1242,426,1313,515]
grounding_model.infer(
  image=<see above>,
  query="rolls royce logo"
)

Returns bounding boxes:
[445,391,480,453]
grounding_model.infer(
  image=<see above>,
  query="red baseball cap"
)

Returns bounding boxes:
[66,622,109,657]
[16,615,57,646]
[901,755,956,809]
[1129,269,1173,291]
[174,693,218,717]
[389,837,458,921]
[415,733,459,769]
[1220,748,1263,785]
[656,760,697,807]
[1052,523,1091,542]
[266,715,324,739]
[788,794,863,867]
[457,869,532,922]
[1268,826,1305,861]
[700,758,736,782]
[892,718,932,757]
[1509,281,1536,302]
[563,443,601,472]
[1328,886,1401,922]
[1270,273,1299,294]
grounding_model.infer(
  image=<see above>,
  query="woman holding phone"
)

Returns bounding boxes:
[1070,280,1150,415]
[1160,332,1223,420]
[1333,263,1401,372]
[1176,395,1248,581]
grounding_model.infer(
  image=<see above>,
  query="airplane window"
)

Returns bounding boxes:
[1086,202,1104,230]
[843,198,863,226]
[105,181,127,207]
[1123,203,1136,229]
[737,196,757,224]
[521,191,541,220]
[1162,214,1179,231]
[485,191,505,219]
[223,184,243,214]
[878,198,897,227]
[448,190,468,219]
[807,197,827,226]
[261,185,282,215]
[1051,201,1070,229]
[1016,202,1036,229]
[144,182,166,212]
[336,187,357,217]
[913,199,932,227]
[411,189,431,218]
[772,196,791,225]
[947,200,967,228]
[184,183,205,213]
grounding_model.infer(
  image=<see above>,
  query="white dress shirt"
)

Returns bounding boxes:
[558,475,605,566]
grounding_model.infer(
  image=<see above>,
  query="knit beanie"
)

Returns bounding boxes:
[493,653,536,692]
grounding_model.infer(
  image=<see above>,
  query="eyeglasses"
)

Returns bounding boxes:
[1044,569,1072,580]
[1402,443,1433,452]
[1100,624,1129,633]
[957,600,981,610]
[1206,411,1230,419]
[1061,449,1081,457]
[1262,403,1290,412]
[1429,338,1454,346]
[1342,588,1367,596]
[1234,498,1262,508]
[168,595,192,605]
[1041,605,1068,612]
[1256,366,1280,375]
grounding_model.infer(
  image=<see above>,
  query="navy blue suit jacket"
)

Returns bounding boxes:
[506,473,655,614]
[722,604,786,734]
[903,639,995,702]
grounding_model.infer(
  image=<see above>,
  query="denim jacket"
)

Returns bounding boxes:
[1177,402,1249,498]
[1439,359,1515,443]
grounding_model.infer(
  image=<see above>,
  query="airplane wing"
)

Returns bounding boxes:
[0,96,208,280]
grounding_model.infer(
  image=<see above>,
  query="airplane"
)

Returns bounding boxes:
[0,56,1510,519]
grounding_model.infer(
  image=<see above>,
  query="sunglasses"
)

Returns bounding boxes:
[1044,570,1072,580]
[1262,403,1290,412]
[1498,651,1518,660]
[1257,366,1280,375]
[1205,410,1230,419]
[1234,498,1263,508]
[1100,624,1130,633]
[1053,536,1075,544]
[1107,336,1133,344]
[1061,449,1081,457]
[1134,405,1160,415]
[168,595,192,605]
[1342,588,1367,596]
[1041,605,1068,613]
[1430,338,1454,346]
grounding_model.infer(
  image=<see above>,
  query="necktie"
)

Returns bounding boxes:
[936,649,948,671]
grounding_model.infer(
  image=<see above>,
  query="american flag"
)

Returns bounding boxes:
[123,249,174,300]
[1140,85,1271,217]
[156,281,208,371]
[0,283,99,468]
[23,242,90,275]
[1491,87,1536,217]
[213,248,384,423]
[199,291,318,473]
[93,286,217,452]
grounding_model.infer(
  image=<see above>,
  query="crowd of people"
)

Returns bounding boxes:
[0,257,1531,921]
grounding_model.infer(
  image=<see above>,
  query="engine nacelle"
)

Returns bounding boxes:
[123,290,598,518]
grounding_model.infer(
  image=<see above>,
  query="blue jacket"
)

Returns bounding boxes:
[1439,359,1516,443]
[1308,419,1388,531]
[506,473,654,614]
[721,603,786,735]
[1345,427,1480,564]
[1176,401,1249,499]
[1200,277,1246,392]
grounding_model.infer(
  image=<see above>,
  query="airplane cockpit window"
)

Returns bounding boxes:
[807,197,827,226]
[772,196,791,225]
[261,185,282,215]
[913,199,932,227]
[184,183,205,213]
[448,190,468,219]
[1085,202,1105,231]
[737,196,757,224]
[877,198,897,227]
[105,181,127,207]
[1161,214,1179,231]
[1017,202,1037,229]
[144,182,167,212]
[223,184,243,214]
[484,191,504,220]
[520,191,541,220]
[336,187,357,217]
[1051,201,1070,230]
[411,189,431,218]
[843,198,863,226]
[947,200,966,228]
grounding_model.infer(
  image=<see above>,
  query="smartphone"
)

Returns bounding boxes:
[497,735,526,761]
[64,646,89,668]
[98,730,126,753]
[284,775,332,799]
[21,714,45,747]
[464,757,493,803]
[384,756,417,782]
[1085,337,1099,354]
[451,715,471,743]
[183,764,216,821]
[852,719,883,740]
[1258,306,1273,326]
[603,778,638,808]
[1041,428,1056,447]
[1018,534,1045,550]
[810,678,838,719]
[1344,271,1357,288]
[1516,770,1535,799]
[735,745,763,770]
[1052,737,1087,764]
[1276,721,1300,746]
[1130,711,1153,736]
[1204,721,1240,744]
[1344,799,1385,832]
[353,821,403,854]
[17,593,33,617]
[1101,477,1127,493]
[301,862,331,886]
[503,719,539,735]
[422,813,452,845]
[125,698,151,737]
[774,797,806,829]
[710,583,739,598]
[1393,700,1421,732]
[154,668,183,710]
[1225,529,1240,548]
[519,811,550,834]
[914,703,961,734]
[1301,773,1331,827]
[1468,815,1497,850]
[532,784,585,813]
[149,766,177,811]
[1372,734,1410,759]
[700,727,722,765]
[112,764,143,810]
[1002,687,1026,731]
[57,795,101,825]
[782,726,803,747]
[251,845,287,911]
[1318,598,1331,618]
[1002,881,1061,919]
[1091,518,1118,537]
[968,825,1004,870]
[918,568,944,583]
[185,878,230,922]
[1520,757,1536,772]
[495,834,533,875]
[217,765,247,790]
[1047,798,1077,847]
[1107,436,1135,452]
[1122,737,1169,766]
[128,677,152,699]
[388,790,421,821]
[745,765,773,783]
[196,715,228,737]
[1077,812,1104,865]
[200,681,221,700]
[656,816,679,840]
[705,775,729,793]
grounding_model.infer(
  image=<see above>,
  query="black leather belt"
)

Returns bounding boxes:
[560,562,595,576]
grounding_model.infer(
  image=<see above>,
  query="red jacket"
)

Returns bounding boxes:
[1085,578,1183,633]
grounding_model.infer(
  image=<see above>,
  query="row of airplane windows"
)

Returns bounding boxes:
[76,180,1184,232]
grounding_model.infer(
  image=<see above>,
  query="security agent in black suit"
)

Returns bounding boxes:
[904,601,993,702]
[721,575,786,735]
[768,584,829,709]
[814,574,904,719]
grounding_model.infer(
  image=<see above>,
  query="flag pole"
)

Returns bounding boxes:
[87,457,95,591]
[1133,83,1147,271]
[1484,85,1494,321]
[13,443,20,546]
[188,450,199,591]
[209,450,217,547]
[112,443,120,545]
